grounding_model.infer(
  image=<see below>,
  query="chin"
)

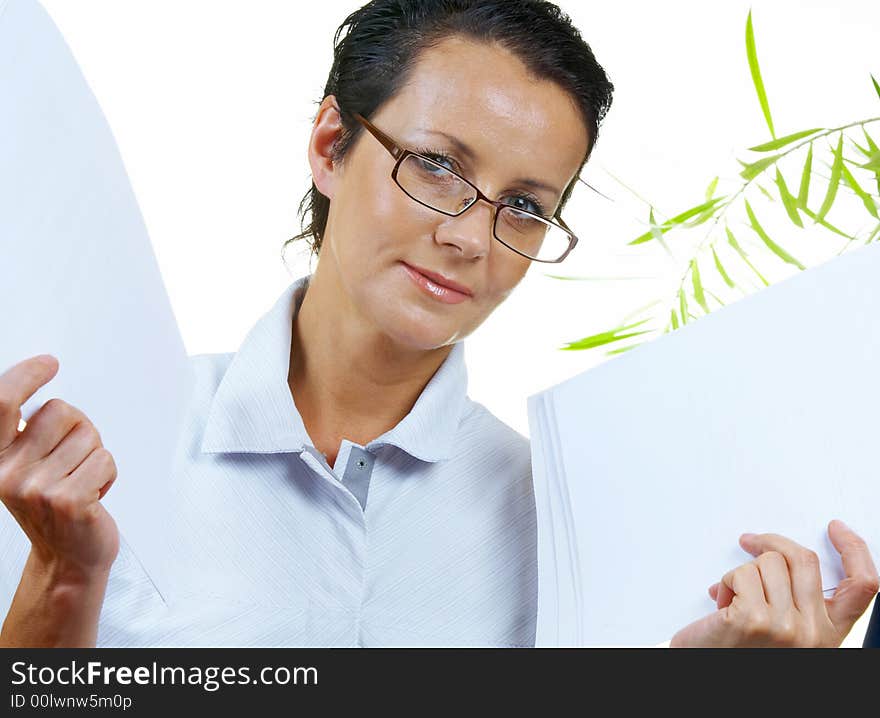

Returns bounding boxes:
[385,325,454,352]
[361,274,471,349]
[376,311,461,352]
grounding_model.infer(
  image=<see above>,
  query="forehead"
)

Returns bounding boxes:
[376,36,589,188]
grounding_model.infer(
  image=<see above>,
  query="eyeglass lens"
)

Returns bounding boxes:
[396,154,572,262]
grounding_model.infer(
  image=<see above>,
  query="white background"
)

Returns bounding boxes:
[38,0,879,646]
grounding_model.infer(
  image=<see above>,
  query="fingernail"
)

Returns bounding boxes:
[835,519,851,531]
[740,532,756,541]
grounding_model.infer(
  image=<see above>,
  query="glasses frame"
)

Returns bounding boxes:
[350,111,579,263]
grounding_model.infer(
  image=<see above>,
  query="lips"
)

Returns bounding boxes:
[402,262,474,297]
[401,263,472,305]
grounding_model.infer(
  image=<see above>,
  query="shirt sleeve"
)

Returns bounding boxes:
[0,506,31,621]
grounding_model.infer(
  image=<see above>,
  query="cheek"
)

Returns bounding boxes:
[370,176,403,220]
[487,252,531,300]
[338,173,432,261]
[330,189,396,267]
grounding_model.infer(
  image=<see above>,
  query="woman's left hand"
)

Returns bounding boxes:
[670,520,879,647]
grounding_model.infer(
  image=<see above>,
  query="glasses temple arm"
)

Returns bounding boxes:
[352,112,404,160]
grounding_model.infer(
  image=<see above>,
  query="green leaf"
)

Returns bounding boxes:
[757,183,776,202]
[679,288,689,325]
[857,153,880,172]
[840,163,879,219]
[725,227,746,254]
[664,198,726,226]
[649,207,674,257]
[712,246,736,288]
[705,176,719,200]
[560,319,653,351]
[691,259,709,313]
[670,309,680,331]
[629,198,726,245]
[816,134,844,222]
[606,344,641,357]
[857,128,880,193]
[797,144,813,209]
[706,289,725,307]
[746,9,775,139]
[852,139,871,158]
[873,74,880,100]
[630,226,670,247]
[631,208,670,246]
[867,222,880,244]
[800,206,858,240]
[744,199,806,270]
[748,128,823,152]
[739,155,781,181]
[622,299,662,323]
[683,206,724,228]
[726,226,769,286]
[774,168,804,227]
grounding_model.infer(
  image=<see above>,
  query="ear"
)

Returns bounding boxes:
[308,95,345,200]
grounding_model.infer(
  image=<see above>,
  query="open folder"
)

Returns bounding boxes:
[528,241,880,647]
[0,0,192,604]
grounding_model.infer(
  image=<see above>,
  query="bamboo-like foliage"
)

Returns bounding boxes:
[560,8,880,355]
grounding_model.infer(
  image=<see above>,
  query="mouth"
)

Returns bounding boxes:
[401,262,474,304]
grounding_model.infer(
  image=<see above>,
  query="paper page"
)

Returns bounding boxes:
[527,393,561,647]
[0,0,192,604]
[528,241,880,646]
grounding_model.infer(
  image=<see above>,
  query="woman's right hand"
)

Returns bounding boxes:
[0,354,120,583]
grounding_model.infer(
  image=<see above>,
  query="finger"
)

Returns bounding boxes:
[715,561,765,611]
[675,565,769,646]
[39,421,102,478]
[715,581,735,609]
[754,551,795,610]
[740,532,823,617]
[722,562,767,609]
[708,582,719,600]
[826,520,880,633]
[65,447,118,504]
[15,399,88,464]
[829,520,879,589]
[0,355,59,451]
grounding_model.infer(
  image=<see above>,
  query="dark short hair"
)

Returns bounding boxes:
[283,0,614,261]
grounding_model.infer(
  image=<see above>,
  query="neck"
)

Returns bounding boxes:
[287,258,452,467]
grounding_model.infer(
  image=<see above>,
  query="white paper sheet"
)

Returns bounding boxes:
[0,0,192,604]
[528,241,880,647]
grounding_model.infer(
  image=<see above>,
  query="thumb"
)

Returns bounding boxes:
[0,355,59,452]
[825,520,880,634]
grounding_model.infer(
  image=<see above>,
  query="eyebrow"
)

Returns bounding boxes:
[421,129,562,198]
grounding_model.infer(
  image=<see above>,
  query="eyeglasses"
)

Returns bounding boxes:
[350,111,579,263]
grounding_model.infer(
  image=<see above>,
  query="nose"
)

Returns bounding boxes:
[434,196,495,260]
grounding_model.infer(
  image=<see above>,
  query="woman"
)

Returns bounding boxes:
[1,0,877,647]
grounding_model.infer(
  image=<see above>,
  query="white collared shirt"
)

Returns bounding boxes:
[0,273,537,647]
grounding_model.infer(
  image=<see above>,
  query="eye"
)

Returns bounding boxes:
[415,147,458,172]
[504,194,546,217]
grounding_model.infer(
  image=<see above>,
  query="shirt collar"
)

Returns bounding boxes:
[200,272,470,462]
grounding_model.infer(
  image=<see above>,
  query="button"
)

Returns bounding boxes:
[357,459,366,468]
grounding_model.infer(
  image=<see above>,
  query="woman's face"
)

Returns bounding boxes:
[309,35,590,351]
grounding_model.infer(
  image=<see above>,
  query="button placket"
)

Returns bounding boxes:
[298,448,364,519]
[341,447,375,512]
